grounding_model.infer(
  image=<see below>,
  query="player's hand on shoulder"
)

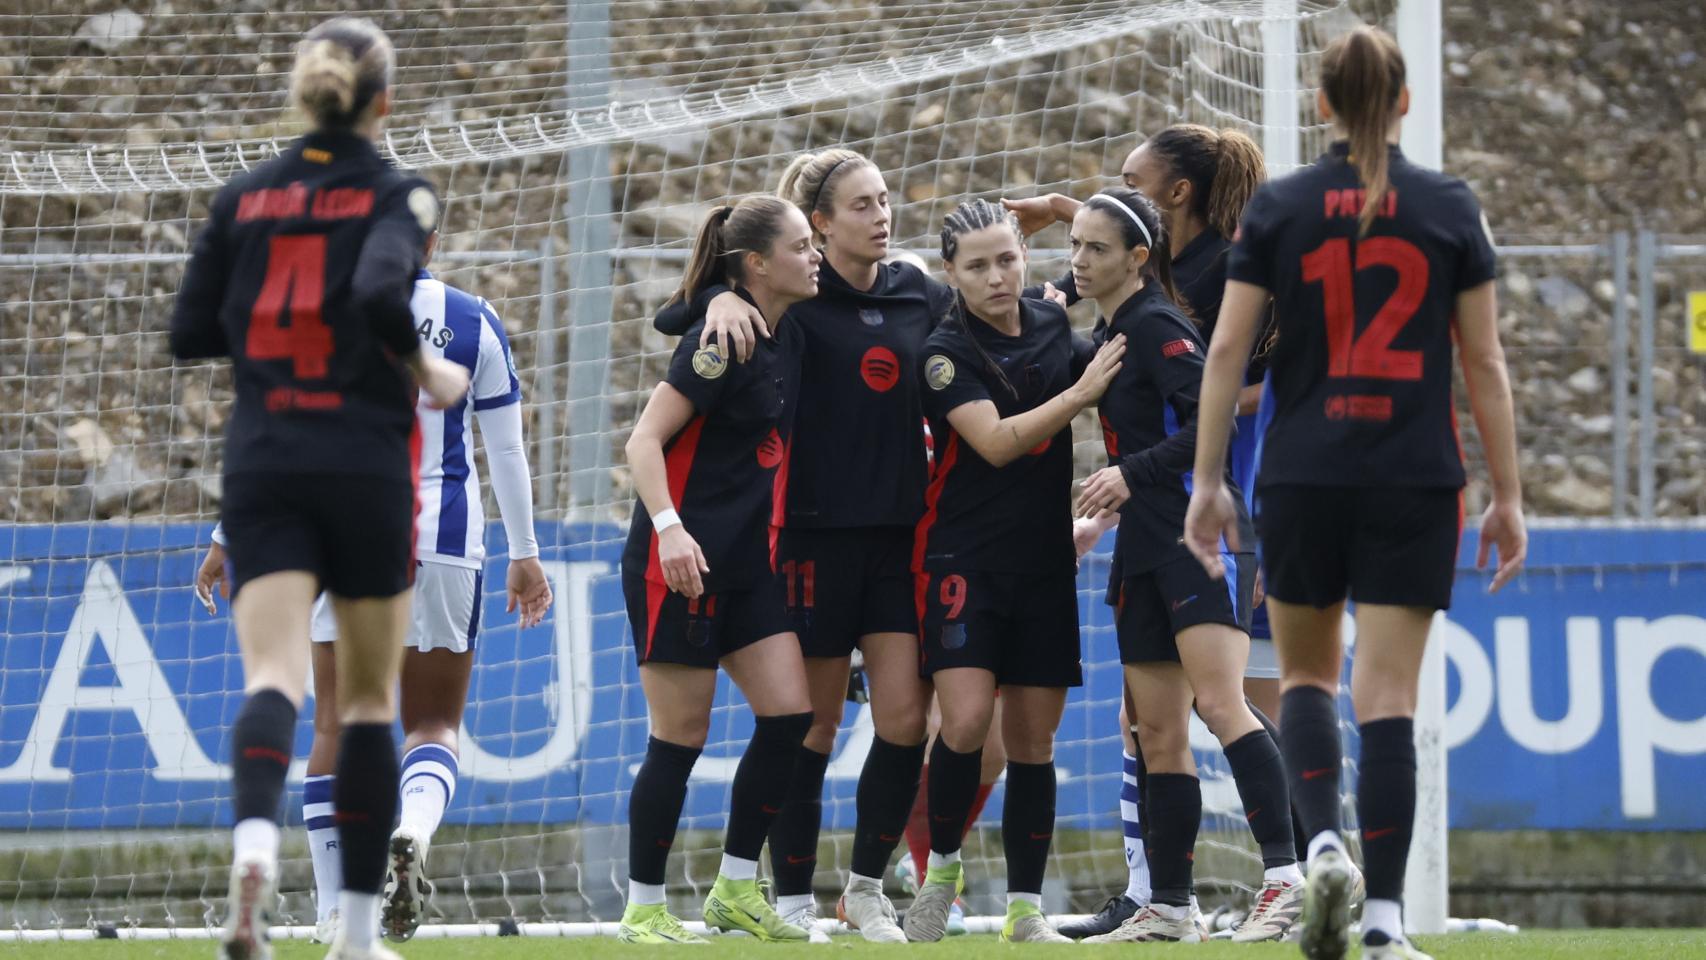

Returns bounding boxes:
[658,525,710,598]
[505,556,554,628]
[1183,483,1241,580]
[1068,333,1125,406]
[1041,281,1068,308]
[1476,498,1527,594]
[194,542,228,614]
[417,355,472,410]
[706,291,769,364]
[1076,465,1130,519]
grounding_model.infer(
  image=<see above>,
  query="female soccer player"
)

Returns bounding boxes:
[170,18,470,960]
[653,149,955,942]
[617,196,819,944]
[1057,189,1301,944]
[902,198,1124,944]
[192,227,554,945]
[1185,26,1525,960]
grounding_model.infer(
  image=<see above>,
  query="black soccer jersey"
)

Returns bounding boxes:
[622,305,803,593]
[171,129,434,484]
[914,298,1087,575]
[655,259,955,529]
[1226,142,1496,489]
[1095,284,1251,576]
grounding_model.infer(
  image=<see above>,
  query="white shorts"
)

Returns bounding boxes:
[308,560,483,654]
[1244,636,1280,680]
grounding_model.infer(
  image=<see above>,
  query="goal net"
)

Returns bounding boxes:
[0,0,1395,935]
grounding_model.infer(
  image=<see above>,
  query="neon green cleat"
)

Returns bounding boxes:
[1000,900,1070,943]
[901,861,963,942]
[617,902,708,944]
[700,876,809,942]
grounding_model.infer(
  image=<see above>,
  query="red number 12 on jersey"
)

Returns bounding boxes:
[248,234,334,379]
[1301,236,1428,381]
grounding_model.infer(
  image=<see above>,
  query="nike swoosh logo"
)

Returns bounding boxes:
[931,814,956,823]
[786,855,816,865]
[761,805,782,814]
[1245,807,1262,821]
[878,833,901,843]
[1028,832,1053,841]
[1364,826,1397,841]
[1301,768,1334,780]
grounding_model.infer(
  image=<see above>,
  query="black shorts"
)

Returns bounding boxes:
[916,569,1082,687]
[779,526,917,658]
[623,573,794,669]
[221,471,414,600]
[1115,553,1254,664]
[1256,484,1462,611]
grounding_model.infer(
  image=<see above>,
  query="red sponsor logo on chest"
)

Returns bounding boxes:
[860,346,900,392]
[1161,338,1197,359]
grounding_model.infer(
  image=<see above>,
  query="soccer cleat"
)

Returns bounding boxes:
[837,875,906,943]
[1000,901,1071,943]
[1362,930,1436,960]
[900,861,961,942]
[1082,904,1203,943]
[947,897,968,937]
[310,911,341,946]
[1232,878,1304,941]
[321,935,403,960]
[381,827,434,942]
[1349,858,1368,911]
[779,898,832,944]
[617,902,709,944]
[701,875,809,941]
[1298,846,1354,960]
[218,854,276,960]
[1057,894,1142,939]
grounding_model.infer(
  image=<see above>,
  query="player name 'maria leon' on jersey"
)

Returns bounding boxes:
[623,305,804,594]
[1228,142,1497,490]
[169,128,437,483]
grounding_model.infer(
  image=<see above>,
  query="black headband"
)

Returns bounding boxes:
[809,155,858,216]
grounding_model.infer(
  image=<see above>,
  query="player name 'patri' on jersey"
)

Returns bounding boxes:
[410,270,522,567]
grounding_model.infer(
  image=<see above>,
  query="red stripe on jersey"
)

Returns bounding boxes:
[645,416,707,586]
[408,418,423,586]
[912,432,960,634]
[769,433,792,572]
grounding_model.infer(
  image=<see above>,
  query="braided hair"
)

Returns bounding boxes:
[939,198,1027,398]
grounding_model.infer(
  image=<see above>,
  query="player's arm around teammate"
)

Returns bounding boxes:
[901,199,1123,944]
[616,197,820,944]
[171,18,468,960]
[1184,26,1525,960]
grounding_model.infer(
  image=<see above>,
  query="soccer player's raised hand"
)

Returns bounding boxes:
[1477,499,1527,593]
[706,290,770,364]
[658,525,710,599]
[506,556,555,628]
[1001,195,1058,237]
[417,355,471,410]
[1183,483,1242,580]
[194,542,228,614]
[1067,333,1125,407]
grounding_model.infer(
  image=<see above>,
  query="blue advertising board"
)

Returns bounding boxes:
[0,523,1701,831]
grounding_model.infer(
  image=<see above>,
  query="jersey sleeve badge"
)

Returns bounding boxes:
[925,354,955,391]
[692,343,729,380]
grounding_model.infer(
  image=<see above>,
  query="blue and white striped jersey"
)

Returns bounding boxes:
[411,270,522,567]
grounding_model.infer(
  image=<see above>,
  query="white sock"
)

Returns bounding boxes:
[1151,901,1189,920]
[1307,829,1347,864]
[1006,892,1043,909]
[628,880,666,906]
[718,853,758,881]
[1119,752,1151,903]
[1265,863,1306,887]
[927,850,961,870]
[398,743,458,841]
[231,818,279,864]
[848,871,883,888]
[777,894,814,915]
[1363,898,1404,941]
[339,891,381,950]
[303,775,342,922]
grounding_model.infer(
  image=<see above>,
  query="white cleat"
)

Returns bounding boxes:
[1083,904,1204,943]
[323,936,404,960]
[837,876,906,943]
[1299,847,1354,960]
[779,899,832,944]
[381,827,434,942]
[217,855,276,960]
[310,910,342,946]
[1362,932,1436,960]
[1232,878,1304,941]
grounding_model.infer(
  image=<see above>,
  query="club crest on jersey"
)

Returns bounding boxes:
[408,187,439,232]
[1161,338,1197,358]
[858,308,885,327]
[691,343,728,380]
[925,354,955,391]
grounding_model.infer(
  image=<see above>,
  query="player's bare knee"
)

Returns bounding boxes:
[872,702,928,745]
[804,715,840,753]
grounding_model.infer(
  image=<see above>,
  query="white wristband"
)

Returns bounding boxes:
[652,508,682,533]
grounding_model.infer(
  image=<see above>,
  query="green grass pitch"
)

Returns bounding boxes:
[6,931,1704,959]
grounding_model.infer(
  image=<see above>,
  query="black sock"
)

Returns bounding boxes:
[231,688,296,824]
[1281,686,1343,847]
[1000,761,1056,895]
[628,737,702,885]
[335,723,399,895]
[1358,718,1417,901]
[1145,772,1201,908]
[1246,700,1314,865]
[850,736,925,879]
[925,738,983,857]
[1224,729,1297,868]
[724,712,811,862]
[767,746,830,896]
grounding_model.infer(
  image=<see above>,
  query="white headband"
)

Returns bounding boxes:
[1089,195,1153,248]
